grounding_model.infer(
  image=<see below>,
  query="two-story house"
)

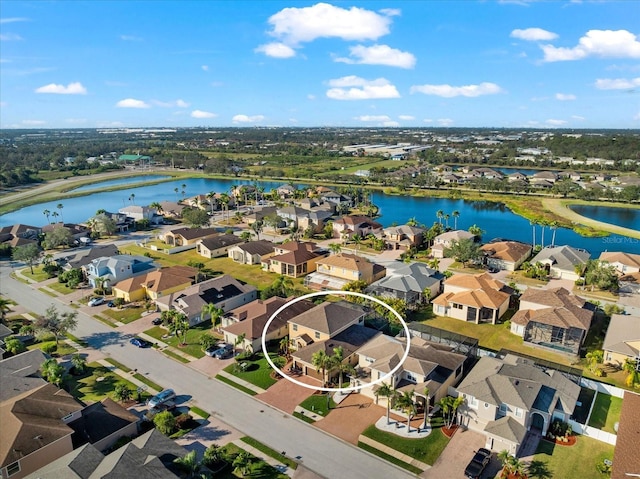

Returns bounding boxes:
[431,230,475,259]
[383,224,425,251]
[262,241,328,278]
[332,216,383,240]
[456,354,580,456]
[304,254,386,290]
[84,255,157,288]
[366,262,443,307]
[432,273,513,324]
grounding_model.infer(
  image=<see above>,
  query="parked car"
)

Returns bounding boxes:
[143,399,176,421]
[152,316,163,325]
[464,448,492,479]
[205,343,233,359]
[148,389,177,408]
[130,337,152,348]
[88,297,105,307]
[107,300,115,307]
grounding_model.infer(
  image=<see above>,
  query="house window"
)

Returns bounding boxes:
[292,324,298,332]
[469,396,478,409]
[500,403,508,414]
[453,303,463,310]
[515,408,523,418]
[6,462,20,476]
[315,332,320,340]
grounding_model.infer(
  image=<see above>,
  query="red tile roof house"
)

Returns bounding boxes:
[332,215,383,240]
[432,273,513,324]
[510,287,595,356]
[480,241,532,272]
[261,241,329,278]
[222,296,316,352]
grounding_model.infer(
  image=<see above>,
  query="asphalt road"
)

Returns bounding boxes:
[0,262,415,479]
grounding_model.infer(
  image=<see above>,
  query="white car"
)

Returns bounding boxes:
[148,389,177,408]
[88,297,105,307]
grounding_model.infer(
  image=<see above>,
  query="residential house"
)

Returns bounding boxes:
[304,253,386,290]
[611,391,640,479]
[480,241,532,271]
[353,335,466,411]
[228,240,274,265]
[262,241,328,278]
[157,201,186,218]
[531,171,559,184]
[289,301,375,382]
[507,172,528,183]
[155,275,257,326]
[222,296,316,352]
[118,205,162,225]
[332,215,383,240]
[84,255,157,288]
[196,234,244,259]
[24,429,191,479]
[162,227,218,247]
[367,262,444,306]
[456,354,580,456]
[0,224,41,248]
[112,265,197,302]
[320,190,352,209]
[599,251,640,275]
[61,244,119,271]
[243,207,278,226]
[276,184,296,199]
[530,245,590,281]
[432,273,512,324]
[431,230,475,259]
[602,314,640,367]
[42,223,91,243]
[383,224,425,251]
[0,349,48,403]
[510,287,594,355]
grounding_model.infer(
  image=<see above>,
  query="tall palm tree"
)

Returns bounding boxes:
[452,210,460,229]
[206,191,216,215]
[329,243,342,255]
[550,220,559,246]
[56,203,64,223]
[51,211,60,223]
[272,275,293,297]
[436,210,444,225]
[149,201,163,214]
[201,303,224,327]
[406,217,419,227]
[422,387,430,430]
[174,187,179,201]
[376,382,396,425]
[530,220,537,247]
[352,235,362,253]
[43,209,51,224]
[0,297,12,325]
[129,193,136,205]
[539,219,548,248]
[396,390,416,433]
[444,214,450,229]
[219,193,230,222]
[250,220,263,240]
[181,183,187,199]
[311,350,332,387]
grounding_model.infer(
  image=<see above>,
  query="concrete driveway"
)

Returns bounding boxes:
[257,374,318,414]
[174,416,244,458]
[189,355,236,377]
[421,428,500,479]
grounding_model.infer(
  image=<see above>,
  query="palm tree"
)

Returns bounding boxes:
[0,297,12,325]
[468,224,484,239]
[407,217,419,227]
[206,191,216,215]
[530,220,538,247]
[452,210,460,229]
[623,358,640,387]
[201,303,224,327]
[173,450,201,478]
[421,387,430,430]
[436,209,444,225]
[43,209,51,224]
[129,193,136,205]
[250,220,263,240]
[56,203,64,223]
[376,382,396,425]
[444,213,450,229]
[149,201,163,214]
[331,346,355,390]
[279,336,290,358]
[352,234,362,253]
[174,187,179,201]
[539,219,548,248]
[240,231,252,242]
[549,220,559,246]
[219,193,230,222]
[41,358,65,387]
[232,451,252,476]
[311,350,332,387]
[396,390,417,433]
[70,353,87,374]
[181,183,187,199]
[329,243,342,255]
[272,275,293,297]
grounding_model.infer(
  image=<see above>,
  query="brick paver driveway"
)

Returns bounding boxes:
[257,374,319,414]
[313,393,386,444]
[189,355,236,377]
[422,428,499,479]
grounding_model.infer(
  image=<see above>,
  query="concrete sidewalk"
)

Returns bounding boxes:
[217,369,267,394]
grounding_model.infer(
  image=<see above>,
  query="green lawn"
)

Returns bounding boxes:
[47,282,76,294]
[20,265,50,282]
[298,393,336,417]
[144,323,212,359]
[533,435,614,479]
[217,443,289,479]
[588,393,622,434]
[215,374,258,396]
[358,442,424,475]
[28,340,77,357]
[103,306,145,324]
[66,362,152,404]
[239,437,298,470]
[223,352,278,390]
[360,422,450,466]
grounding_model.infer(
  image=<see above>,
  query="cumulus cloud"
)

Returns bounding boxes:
[35,82,87,95]
[116,98,150,108]
[546,119,567,126]
[355,115,391,121]
[255,42,296,58]
[326,76,400,100]
[398,115,415,120]
[510,28,558,41]
[335,44,416,69]
[378,8,401,17]
[410,82,503,98]
[555,93,576,101]
[201,65,209,71]
[594,77,640,90]
[232,114,265,123]
[0,33,23,41]
[257,3,395,58]
[542,29,640,62]
[151,99,190,108]
[191,110,217,118]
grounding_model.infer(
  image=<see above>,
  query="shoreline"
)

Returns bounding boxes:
[1,168,638,240]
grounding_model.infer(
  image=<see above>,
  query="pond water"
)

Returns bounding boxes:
[71,175,168,192]
[1,177,638,256]
[570,205,640,231]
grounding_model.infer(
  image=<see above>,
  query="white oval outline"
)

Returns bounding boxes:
[261,290,411,393]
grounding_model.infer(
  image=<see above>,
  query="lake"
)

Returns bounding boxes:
[570,205,640,230]
[71,175,168,192]
[1,177,638,256]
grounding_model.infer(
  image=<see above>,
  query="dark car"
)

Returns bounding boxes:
[464,448,491,479]
[130,337,151,348]
[151,317,163,325]
[107,300,115,307]
[205,343,233,359]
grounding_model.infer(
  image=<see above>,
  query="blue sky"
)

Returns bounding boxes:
[1,1,639,129]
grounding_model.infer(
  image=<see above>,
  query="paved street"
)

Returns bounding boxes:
[0,262,415,479]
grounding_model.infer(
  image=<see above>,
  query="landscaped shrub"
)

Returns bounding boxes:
[153,410,177,435]
[175,413,193,430]
[41,342,57,355]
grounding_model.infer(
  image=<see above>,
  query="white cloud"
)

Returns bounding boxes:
[542,29,640,62]
[120,35,142,41]
[191,110,217,118]
[116,98,150,108]
[572,115,585,120]
[423,118,433,123]
[378,8,401,17]
[326,76,400,100]
[255,42,296,58]
[232,114,265,123]
[0,33,23,41]
[546,119,567,126]
[355,115,391,122]
[410,82,503,98]
[594,77,640,90]
[0,17,29,24]
[510,28,558,41]
[438,118,454,126]
[382,121,400,127]
[555,93,576,101]
[22,119,46,125]
[35,82,87,95]
[307,94,316,100]
[201,65,209,71]
[335,44,416,69]
[151,99,190,108]
[264,3,393,47]
[398,115,415,120]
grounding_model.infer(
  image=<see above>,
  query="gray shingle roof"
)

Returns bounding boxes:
[484,416,527,444]
[531,245,590,272]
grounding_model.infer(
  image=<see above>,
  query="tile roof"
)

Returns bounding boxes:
[514,287,594,330]
[290,301,367,336]
[481,241,532,263]
[600,251,640,269]
[434,230,475,242]
[611,391,640,479]
[114,266,196,294]
[198,234,244,251]
[317,253,374,272]
[434,273,511,309]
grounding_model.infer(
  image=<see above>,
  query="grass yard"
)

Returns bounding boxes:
[358,442,424,475]
[216,443,289,479]
[588,393,622,434]
[413,310,572,365]
[103,306,145,324]
[66,362,152,404]
[28,340,77,357]
[215,374,258,396]
[298,393,336,417]
[239,437,298,470]
[20,265,51,282]
[144,323,212,359]
[223,352,278,390]
[533,435,614,479]
[47,282,76,295]
[360,422,450,466]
